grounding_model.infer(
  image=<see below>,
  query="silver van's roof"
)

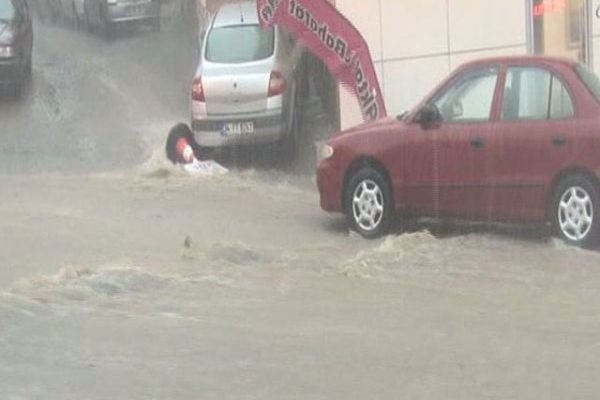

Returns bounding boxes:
[213,1,260,28]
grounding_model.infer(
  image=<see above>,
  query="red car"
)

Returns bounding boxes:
[317,56,600,247]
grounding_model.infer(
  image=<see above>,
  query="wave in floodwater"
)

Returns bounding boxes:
[134,142,316,195]
[3,265,227,306]
[0,241,281,320]
[339,230,600,287]
[137,144,191,179]
[5,224,599,322]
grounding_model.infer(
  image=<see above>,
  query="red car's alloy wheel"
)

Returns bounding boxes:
[558,186,594,242]
[553,175,600,248]
[352,179,385,232]
[345,166,394,239]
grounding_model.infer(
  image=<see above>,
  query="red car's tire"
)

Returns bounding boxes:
[552,174,600,248]
[344,166,394,239]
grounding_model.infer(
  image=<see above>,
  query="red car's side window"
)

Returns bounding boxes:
[432,67,499,124]
[501,67,574,121]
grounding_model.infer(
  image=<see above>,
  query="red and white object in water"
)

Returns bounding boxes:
[176,137,197,164]
[174,136,228,176]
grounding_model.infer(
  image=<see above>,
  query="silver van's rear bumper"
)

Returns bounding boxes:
[191,104,287,147]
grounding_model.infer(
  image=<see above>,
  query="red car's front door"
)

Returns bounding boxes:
[401,65,501,219]
[488,65,575,221]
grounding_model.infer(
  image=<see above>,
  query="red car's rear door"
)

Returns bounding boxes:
[489,65,575,221]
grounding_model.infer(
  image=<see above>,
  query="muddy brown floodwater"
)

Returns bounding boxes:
[2,19,600,400]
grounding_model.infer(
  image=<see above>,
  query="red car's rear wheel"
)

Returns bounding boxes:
[552,174,600,248]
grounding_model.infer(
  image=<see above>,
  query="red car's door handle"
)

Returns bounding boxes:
[470,137,484,149]
[552,136,567,147]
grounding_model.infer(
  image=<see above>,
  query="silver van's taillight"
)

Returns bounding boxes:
[268,71,285,97]
[192,77,205,102]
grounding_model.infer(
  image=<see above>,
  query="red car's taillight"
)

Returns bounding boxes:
[192,76,205,102]
[268,71,286,97]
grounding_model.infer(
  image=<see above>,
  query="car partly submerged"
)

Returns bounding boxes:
[318,56,600,247]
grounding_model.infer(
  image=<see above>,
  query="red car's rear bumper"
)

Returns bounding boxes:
[317,159,344,213]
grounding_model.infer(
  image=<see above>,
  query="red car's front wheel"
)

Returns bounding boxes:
[344,166,394,239]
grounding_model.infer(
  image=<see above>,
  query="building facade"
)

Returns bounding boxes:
[335,0,600,129]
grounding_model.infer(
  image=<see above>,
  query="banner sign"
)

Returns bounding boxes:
[257,0,387,122]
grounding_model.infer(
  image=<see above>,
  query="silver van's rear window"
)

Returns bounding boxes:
[206,25,274,64]
[0,0,15,20]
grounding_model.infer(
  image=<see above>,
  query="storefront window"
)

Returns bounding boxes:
[532,0,588,63]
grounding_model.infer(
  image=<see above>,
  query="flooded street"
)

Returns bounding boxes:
[0,21,195,173]
[2,19,600,400]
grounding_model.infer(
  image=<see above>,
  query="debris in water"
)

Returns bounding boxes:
[166,123,228,176]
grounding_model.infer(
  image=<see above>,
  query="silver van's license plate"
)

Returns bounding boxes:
[221,122,254,136]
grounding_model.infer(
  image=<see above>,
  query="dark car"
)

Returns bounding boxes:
[0,0,32,96]
[317,56,600,247]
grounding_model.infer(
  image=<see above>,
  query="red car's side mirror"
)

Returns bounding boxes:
[416,104,441,127]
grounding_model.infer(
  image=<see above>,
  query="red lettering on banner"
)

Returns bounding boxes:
[257,0,387,122]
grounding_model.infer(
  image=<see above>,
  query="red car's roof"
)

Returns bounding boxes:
[460,55,578,69]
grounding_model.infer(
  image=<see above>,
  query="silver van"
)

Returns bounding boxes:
[191,1,303,153]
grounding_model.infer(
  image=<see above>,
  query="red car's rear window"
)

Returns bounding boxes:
[575,64,600,104]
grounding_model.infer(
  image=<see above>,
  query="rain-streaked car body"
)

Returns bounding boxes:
[0,0,32,95]
[318,56,600,247]
[83,0,160,34]
[191,1,303,151]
